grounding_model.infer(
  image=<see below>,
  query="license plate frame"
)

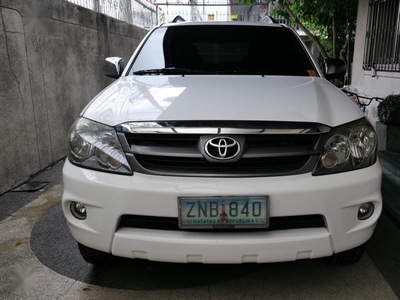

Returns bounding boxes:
[178,196,269,229]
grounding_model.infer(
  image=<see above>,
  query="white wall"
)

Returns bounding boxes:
[351,0,400,126]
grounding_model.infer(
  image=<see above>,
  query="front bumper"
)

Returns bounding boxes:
[62,160,382,264]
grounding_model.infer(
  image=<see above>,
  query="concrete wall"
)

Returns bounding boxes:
[352,0,400,126]
[0,0,147,195]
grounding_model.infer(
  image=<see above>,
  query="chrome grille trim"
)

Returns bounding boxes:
[128,145,319,158]
[117,121,331,135]
[125,153,318,177]
[242,147,320,158]
[130,145,203,158]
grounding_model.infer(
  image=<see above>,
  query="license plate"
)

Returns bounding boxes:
[178,196,269,229]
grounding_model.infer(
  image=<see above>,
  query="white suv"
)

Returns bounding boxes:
[62,21,382,265]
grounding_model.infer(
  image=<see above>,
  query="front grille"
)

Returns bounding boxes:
[117,121,328,177]
[135,154,311,176]
[126,133,317,149]
[118,214,326,231]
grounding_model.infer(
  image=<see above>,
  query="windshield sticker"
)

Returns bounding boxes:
[307,70,317,77]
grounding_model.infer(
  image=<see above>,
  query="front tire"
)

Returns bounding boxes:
[78,242,115,265]
[328,243,367,264]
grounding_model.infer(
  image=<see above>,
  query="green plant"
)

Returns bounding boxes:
[377,94,400,125]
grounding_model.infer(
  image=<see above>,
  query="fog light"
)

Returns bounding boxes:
[70,202,87,220]
[358,202,374,220]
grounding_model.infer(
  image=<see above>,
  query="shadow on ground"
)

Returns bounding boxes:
[30,202,399,299]
[31,203,268,290]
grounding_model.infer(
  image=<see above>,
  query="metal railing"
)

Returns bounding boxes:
[67,0,290,30]
[160,9,233,22]
[67,0,158,29]
[159,9,288,24]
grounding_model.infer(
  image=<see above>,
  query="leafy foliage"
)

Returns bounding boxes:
[273,0,358,59]
[377,95,400,125]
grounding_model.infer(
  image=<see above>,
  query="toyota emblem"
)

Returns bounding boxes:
[205,137,241,160]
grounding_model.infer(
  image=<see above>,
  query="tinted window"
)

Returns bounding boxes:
[131,25,317,76]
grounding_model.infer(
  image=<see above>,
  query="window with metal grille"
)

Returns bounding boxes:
[363,0,400,72]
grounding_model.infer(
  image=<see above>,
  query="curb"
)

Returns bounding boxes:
[379,151,400,224]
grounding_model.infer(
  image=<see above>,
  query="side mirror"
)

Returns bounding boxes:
[324,58,346,80]
[103,57,125,79]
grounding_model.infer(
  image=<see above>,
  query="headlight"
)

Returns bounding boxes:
[313,118,377,176]
[68,118,132,174]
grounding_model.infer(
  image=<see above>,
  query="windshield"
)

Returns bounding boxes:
[130,25,318,76]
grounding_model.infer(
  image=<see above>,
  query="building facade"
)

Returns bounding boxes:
[352,0,400,124]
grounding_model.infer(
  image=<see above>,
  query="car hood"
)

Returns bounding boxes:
[82,75,363,128]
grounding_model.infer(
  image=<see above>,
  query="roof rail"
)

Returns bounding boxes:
[172,15,186,23]
[260,16,278,24]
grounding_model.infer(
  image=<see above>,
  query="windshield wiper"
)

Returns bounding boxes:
[133,67,214,75]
